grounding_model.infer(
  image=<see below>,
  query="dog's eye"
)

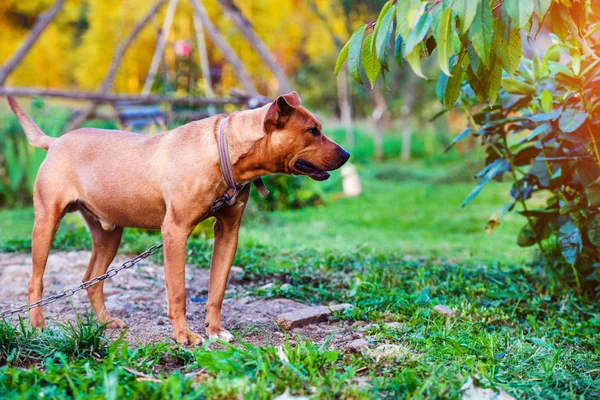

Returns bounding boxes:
[308,127,320,137]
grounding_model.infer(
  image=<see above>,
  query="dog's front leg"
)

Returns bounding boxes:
[161,218,202,345]
[205,186,250,341]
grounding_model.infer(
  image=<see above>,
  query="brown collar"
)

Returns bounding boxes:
[211,117,268,214]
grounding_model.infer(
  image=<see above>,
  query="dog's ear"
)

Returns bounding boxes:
[263,92,302,133]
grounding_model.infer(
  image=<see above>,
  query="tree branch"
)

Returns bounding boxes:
[189,0,259,97]
[0,0,67,85]
[217,0,292,93]
[65,0,169,132]
[0,86,268,106]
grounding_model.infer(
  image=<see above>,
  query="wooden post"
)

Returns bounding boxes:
[65,0,168,132]
[192,7,217,115]
[308,0,354,147]
[401,77,416,162]
[0,0,67,86]
[217,0,293,94]
[142,0,179,95]
[337,69,354,149]
[189,0,258,97]
[370,87,388,161]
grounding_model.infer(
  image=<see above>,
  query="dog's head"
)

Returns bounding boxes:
[261,92,350,181]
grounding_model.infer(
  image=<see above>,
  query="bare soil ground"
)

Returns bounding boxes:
[0,251,359,348]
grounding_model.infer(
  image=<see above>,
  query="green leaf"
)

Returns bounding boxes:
[466,64,487,103]
[558,221,581,265]
[348,25,366,84]
[586,178,600,208]
[371,1,394,50]
[518,220,542,247]
[469,0,494,67]
[533,0,552,21]
[361,33,381,88]
[494,14,510,71]
[586,213,600,247]
[334,41,349,76]
[394,35,404,67]
[501,78,536,95]
[555,72,583,90]
[436,53,464,108]
[429,1,443,43]
[454,0,477,33]
[437,7,454,77]
[493,13,522,75]
[376,7,395,69]
[504,0,534,30]
[396,0,422,41]
[461,159,511,208]
[558,108,588,133]
[540,90,553,113]
[507,27,522,74]
[405,43,426,79]
[404,12,432,56]
[544,43,562,63]
[550,3,570,42]
[444,127,472,152]
[487,62,503,104]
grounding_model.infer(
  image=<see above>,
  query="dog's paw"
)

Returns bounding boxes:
[207,327,234,342]
[30,312,46,330]
[104,317,127,329]
[173,329,204,346]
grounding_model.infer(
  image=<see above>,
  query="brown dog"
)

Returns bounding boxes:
[7,92,349,344]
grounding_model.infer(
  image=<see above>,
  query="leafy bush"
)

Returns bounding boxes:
[250,175,325,211]
[0,99,70,207]
[454,44,600,293]
[339,0,600,292]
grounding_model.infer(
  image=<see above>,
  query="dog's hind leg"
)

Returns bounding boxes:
[80,209,125,328]
[29,203,67,329]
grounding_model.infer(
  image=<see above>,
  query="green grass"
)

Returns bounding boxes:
[241,162,531,264]
[1,161,598,398]
[1,247,598,398]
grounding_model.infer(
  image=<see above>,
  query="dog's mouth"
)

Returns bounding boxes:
[293,159,330,181]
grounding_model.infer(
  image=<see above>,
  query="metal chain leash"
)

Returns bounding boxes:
[0,117,270,320]
[0,183,244,320]
[0,243,163,319]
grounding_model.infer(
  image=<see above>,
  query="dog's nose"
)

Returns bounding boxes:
[340,149,350,163]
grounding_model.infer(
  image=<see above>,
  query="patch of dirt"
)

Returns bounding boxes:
[0,251,358,348]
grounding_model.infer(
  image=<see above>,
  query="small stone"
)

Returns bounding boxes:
[433,305,456,316]
[460,377,515,400]
[258,283,274,290]
[156,317,167,326]
[367,344,409,360]
[360,321,403,332]
[385,322,403,330]
[351,331,363,339]
[275,303,353,330]
[346,338,370,353]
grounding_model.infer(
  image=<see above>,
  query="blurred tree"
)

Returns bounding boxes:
[0,0,66,85]
[0,0,361,98]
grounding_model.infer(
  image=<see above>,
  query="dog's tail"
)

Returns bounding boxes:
[7,96,55,151]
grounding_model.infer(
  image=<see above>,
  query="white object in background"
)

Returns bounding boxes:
[341,163,362,197]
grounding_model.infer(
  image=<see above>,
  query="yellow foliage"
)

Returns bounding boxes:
[0,0,353,95]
